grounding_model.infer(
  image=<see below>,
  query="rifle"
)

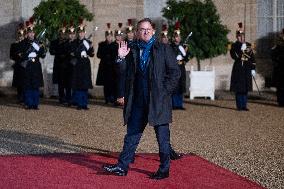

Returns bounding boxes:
[86,26,98,40]
[37,28,47,41]
[183,31,193,46]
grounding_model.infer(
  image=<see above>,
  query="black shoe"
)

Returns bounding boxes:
[17,99,24,104]
[170,152,183,160]
[242,108,249,111]
[25,106,32,110]
[113,102,120,107]
[150,170,169,180]
[103,165,128,176]
[33,106,39,110]
[173,107,185,110]
[82,106,89,110]
[76,106,82,110]
[59,100,65,104]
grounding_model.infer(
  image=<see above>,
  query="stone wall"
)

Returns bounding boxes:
[0,0,21,86]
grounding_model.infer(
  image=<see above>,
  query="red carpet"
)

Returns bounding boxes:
[0,153,264,189]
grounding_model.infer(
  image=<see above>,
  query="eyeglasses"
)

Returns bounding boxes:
[139,28,153,33]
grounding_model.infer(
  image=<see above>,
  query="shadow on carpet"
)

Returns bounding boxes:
[0,153,265,189]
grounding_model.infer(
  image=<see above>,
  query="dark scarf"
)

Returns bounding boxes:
[137,36,156,72]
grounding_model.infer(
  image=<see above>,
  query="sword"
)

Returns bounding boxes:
[252,75,261,96]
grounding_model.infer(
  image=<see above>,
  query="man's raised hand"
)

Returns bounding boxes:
[118,41,130,58]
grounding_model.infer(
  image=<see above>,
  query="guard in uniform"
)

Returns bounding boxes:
[49,23,71,104]
[125,19,135,48]
[20,18,46,109]
[271,28,284,107]
[10,23,26,103]
[112,23,124,105]
[160,24,169,44]
[171,22,189,110]
[70,19,94,110]
[96,23,117,104]
[66,22,77,106]
[230,23,256,111]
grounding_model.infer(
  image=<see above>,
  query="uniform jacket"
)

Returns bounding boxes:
[96,40,117,86]
[170,43,189,93]
[50,38,71,87]
[10,41,25,88]
[19,38,45,89]
[271,39,284,89]
[69,38,94,90]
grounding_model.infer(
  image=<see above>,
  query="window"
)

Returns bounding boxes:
[257,0,284,57]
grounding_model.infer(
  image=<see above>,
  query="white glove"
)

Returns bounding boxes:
[178,45,186,56]
[32,42,40,51]
[83,40,90,50]
[176,55,183,61]
[241,43,247,51]
[28,52,37,58]
[251,70,256,76]
[81,51,87,58]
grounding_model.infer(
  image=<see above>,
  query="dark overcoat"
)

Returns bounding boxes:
[230,41,256,93]
[96,41,117,86]
[10,41,25,88]
[120,41,181,126]
[49,38,71,87]
[271,43,284,89]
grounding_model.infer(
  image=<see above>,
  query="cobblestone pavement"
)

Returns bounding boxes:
[0,90,283,189]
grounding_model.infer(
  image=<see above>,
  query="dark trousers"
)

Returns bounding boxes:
[235,92,248,110]
[117,101,170,172]
[172,93,183,108]
[17,87,24,102]
[24,89,40,108]
[73,90,88,108]
[103,81,116,103]
[58,84,71,104]
[276,88,284,106]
